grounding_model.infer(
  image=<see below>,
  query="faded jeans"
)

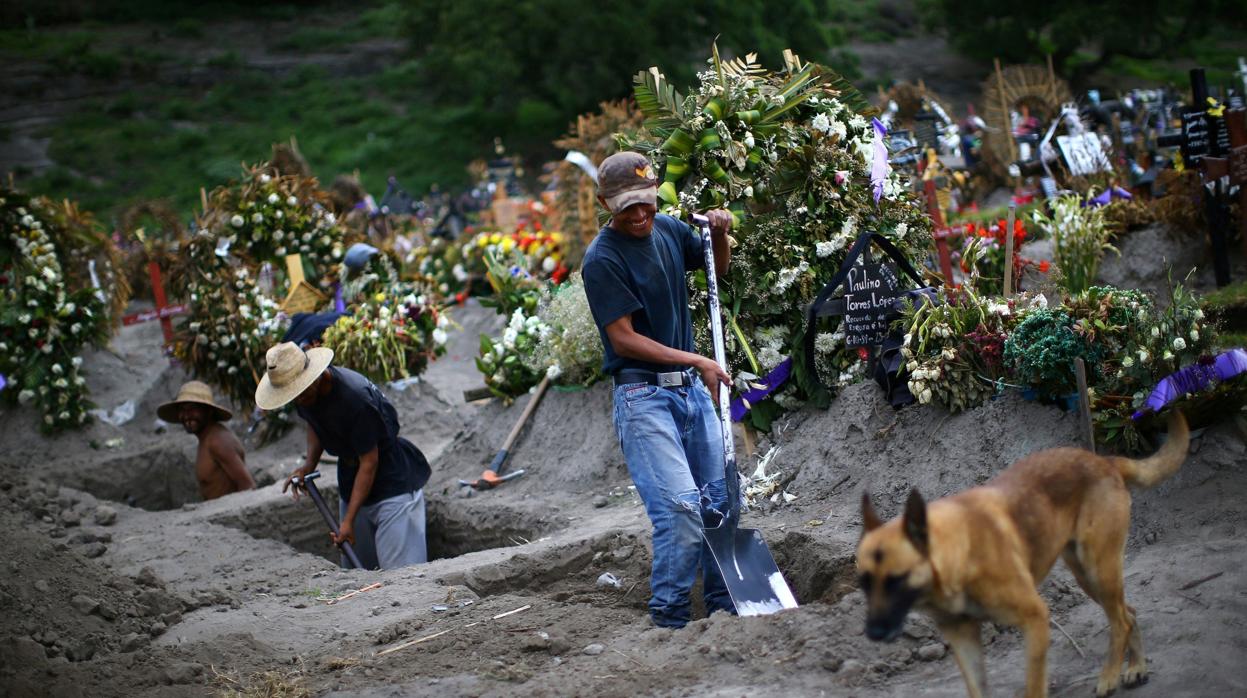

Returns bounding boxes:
[613,374,734,627]
[339,489,427,570]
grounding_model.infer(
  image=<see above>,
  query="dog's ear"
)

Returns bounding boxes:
[861,491,883,534]
[902,488,929,556]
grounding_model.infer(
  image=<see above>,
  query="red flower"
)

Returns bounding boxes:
[1039,260,1051,273]
[857,347,871,362]
[454,291,468,304]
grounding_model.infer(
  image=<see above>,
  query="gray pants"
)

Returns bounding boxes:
[339,489,427,570]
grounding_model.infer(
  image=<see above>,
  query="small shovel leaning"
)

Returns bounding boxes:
[459,374,551,490]
[692,213,799,616]
[294,471,366,570]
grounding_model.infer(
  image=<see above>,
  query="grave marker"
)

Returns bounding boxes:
[281,254,328,315]
[120,262,185,347]
[843,262,902,348]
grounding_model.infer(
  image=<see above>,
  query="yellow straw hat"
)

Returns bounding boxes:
[254,342,334,410]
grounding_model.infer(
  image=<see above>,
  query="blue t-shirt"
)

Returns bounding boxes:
[296,366,431,505]
[581,214,705,375]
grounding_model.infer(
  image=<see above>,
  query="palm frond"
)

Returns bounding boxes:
[633,67,684,132]
[821,68,878,117]
[723,52,766,78]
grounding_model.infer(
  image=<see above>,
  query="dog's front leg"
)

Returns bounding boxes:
[940,619,987,698]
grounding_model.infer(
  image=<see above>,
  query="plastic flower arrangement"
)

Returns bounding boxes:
[522,273,604,387]
[475,308,548,401]
[1032,195,1116,295]
[954,218,1049,295]
[900,286,1035,413]
[1065,282,1217,450]
[170,231,288,410]
[201,164,347,291]
[0,187,113,432]
[322,285,449,384]
[465,225,569,286]
[625,47,933,429]
[1003,308,1103,398]
[411,236,470,301]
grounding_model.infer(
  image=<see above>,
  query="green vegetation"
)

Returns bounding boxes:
[916,0,1247,85]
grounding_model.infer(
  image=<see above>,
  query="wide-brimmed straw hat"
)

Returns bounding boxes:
[254,342,334,410]
[158,381,233,423]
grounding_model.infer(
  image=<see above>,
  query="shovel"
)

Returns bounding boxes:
[294,471,366,570]
[692,213,799,616]
[458,375,551,489]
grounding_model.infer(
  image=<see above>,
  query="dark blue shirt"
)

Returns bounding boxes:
[296,366,431,505]
[581,214,705,375]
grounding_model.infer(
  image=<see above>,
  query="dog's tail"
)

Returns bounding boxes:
[1112,411,1188,489]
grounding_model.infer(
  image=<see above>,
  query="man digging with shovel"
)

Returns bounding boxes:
[257,342,432,570]
[581,152,736,629]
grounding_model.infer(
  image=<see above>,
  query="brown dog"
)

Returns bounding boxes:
[856,411,1188,698]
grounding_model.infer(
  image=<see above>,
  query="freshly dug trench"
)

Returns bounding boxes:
[209,490,559,568]
[209,491,343,564]
[768,530,859,606]
[58,445,199,511]
[425,498,554,561]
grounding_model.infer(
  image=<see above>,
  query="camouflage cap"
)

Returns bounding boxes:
[597,152,658,214]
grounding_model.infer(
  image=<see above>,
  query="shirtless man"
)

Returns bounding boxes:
[158,381,254,500]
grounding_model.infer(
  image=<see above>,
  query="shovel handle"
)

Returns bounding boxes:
[299,474,366,570]
[694,214,740,519]
[491,374,551,476]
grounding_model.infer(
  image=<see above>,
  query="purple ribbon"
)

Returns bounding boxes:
[1131,348,1247,420]
[730,357,793,422]
[0,373,6,391]
[870,118,889,204]
[1087,186,1134,208]
[334,283,346,313]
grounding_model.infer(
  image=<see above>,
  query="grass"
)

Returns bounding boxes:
[18,52,486,222]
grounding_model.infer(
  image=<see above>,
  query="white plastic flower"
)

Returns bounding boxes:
[231,214,244,228]
[1172,337,1187,351]
[1190,329,1199,342]
[267,193,279,204]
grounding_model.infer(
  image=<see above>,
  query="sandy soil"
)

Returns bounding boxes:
[1,240,1245,698]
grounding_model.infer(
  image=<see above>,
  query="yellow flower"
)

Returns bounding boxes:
[550,232,564,244]
[500,238,515,252]
[489,233,502,244]
[476,236,489,248]
[374,292,386,302]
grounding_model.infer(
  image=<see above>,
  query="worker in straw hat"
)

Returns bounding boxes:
[256,342,432,569]
[158,381,254,501]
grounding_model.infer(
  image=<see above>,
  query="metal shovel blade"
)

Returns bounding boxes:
[703,524,799,616]
[693,213,798,617]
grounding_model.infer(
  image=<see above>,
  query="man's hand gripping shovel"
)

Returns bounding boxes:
[291,471,366,570]
[693,213,799,616]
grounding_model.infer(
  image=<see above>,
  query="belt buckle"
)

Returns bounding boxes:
[656,371,683,388]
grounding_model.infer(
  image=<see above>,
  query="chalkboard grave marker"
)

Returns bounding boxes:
[843,261,902,348]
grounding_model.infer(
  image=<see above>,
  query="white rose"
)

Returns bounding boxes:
[432,328,448,345]
[267,193,279,204]
[1190,329,1199,342]
[287,196,298,206]
[1150,326,1160,338]
[231,214,245,228]
[546,364,562,380]
[1172,337,1186,351]
[542,256,557,273]
[1138,350,1149,363]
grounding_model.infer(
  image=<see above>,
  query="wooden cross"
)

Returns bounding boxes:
[121,262,186,347]
[923,179,955,287]
[1199,107,1247,272]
